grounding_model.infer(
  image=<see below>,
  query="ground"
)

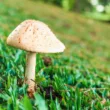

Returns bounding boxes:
[0,0,110,109]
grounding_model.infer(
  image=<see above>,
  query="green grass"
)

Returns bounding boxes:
[0,0,110,109]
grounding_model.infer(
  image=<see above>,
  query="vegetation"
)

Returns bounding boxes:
[0,0,110,109]
[41,0,110,21]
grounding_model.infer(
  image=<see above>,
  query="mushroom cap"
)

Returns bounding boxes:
[7,20,65,53]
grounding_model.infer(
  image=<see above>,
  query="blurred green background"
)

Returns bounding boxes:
[0,0,110,110]
[41,0,110,21]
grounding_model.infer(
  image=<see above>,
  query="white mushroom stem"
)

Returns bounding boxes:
[25,52,36,92]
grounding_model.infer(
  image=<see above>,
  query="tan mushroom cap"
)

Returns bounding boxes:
[7,20,65,53]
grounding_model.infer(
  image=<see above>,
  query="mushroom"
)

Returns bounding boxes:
[7,20,65,95]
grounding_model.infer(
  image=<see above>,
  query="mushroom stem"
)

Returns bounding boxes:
[25,52,36,93]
